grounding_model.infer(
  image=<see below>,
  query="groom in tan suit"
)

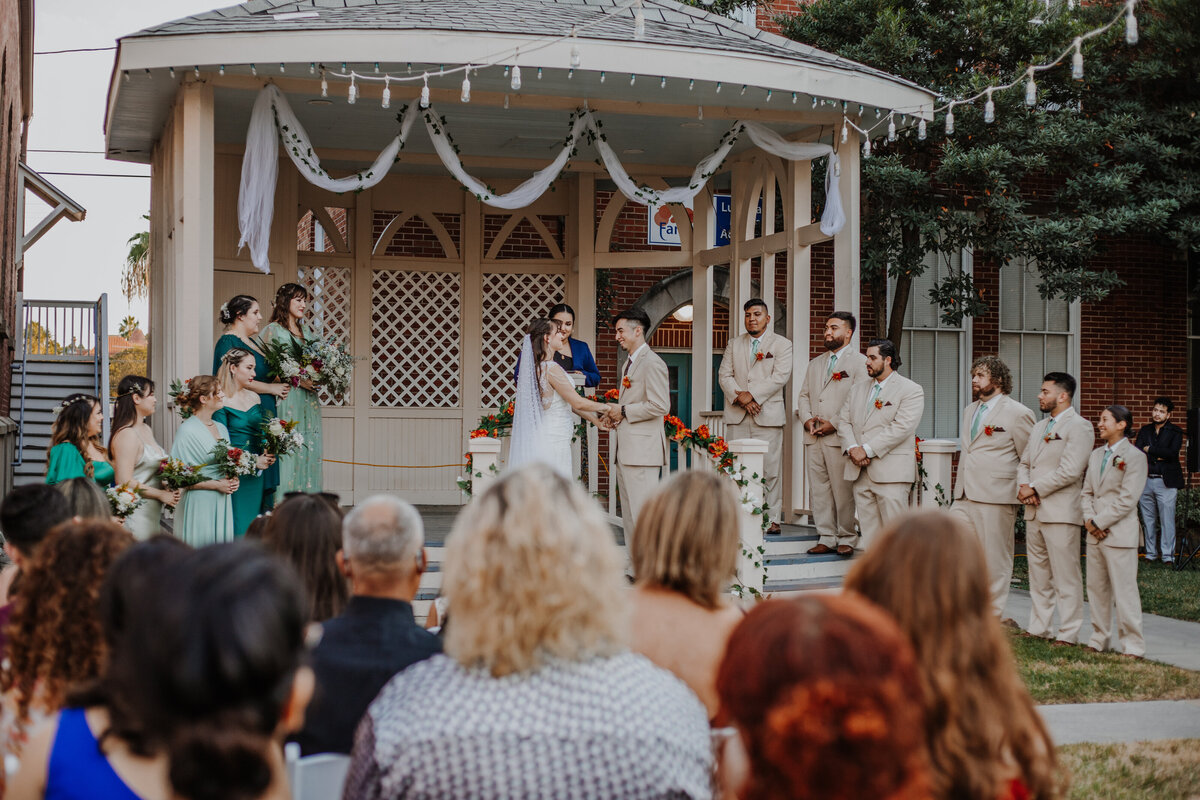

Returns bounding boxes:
[796,311,869,554]
[719,298,793,533]
[1017,372,1093,643]
[835,339,924,550]
[604,308,669,553]
[951,356,1036,616]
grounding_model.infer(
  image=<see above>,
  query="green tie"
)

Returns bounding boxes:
[827,352,838,378]
[1100,449,1112,477]
[869,383,882,411]
[971,402,989,439]
[751,339,760,356]
[1045,417,1056,438]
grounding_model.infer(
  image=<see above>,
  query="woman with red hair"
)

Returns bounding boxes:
[716,594,932,800]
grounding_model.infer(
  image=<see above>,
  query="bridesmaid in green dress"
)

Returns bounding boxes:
[213,294,290,509]
[213,349,276,536]
[169,376,239,547]
[45,393,115,487]
[261,282,323,503]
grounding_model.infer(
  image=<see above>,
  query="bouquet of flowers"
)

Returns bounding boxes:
[157,457,205,490]
[301,336,355,398]
[106,482,145,520]
[260,415,306,457]
[168,378,193,419]
[209,440,259,478]
[259,337,316,388]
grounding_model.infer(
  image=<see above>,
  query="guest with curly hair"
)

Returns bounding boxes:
[45,393,113,487]
[0,520,133,758]
[716,594,932,800]
[845,510,1063,800]
[262,492,347,622]
[0,485,72,653]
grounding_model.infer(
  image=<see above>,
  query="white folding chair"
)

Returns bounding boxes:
[284,742,351,800]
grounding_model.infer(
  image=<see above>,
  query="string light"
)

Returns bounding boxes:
[347,74,357,104]
[634,0,645,40]
[1125,1,1138,45]
[169,66,176,78]
[1025,68,1037,107]
[460,73,471,103]
[630,73,636,85]
[945,103,955,135]
[715,82,722,93]
[250,63,257,76]
[841,119,848,143]
[537,67,543,80]
[983,87,995,123]
[689,79,694,90]
[511,64,522,91]
[145,68,151,78]
[600,71,606,83]
[374,62,380,73]
[568,69,574,79]
[740,84,747,95]
[862,137,871,159]
[570,28,582,68]
[193,66,200,78]
[123,70,130,82]
[419,74,430,108]
[382,76,391,108]
[918,118,927,141]
[812,97,818,108]
[321,70,328,97]
[660,76,666,88]
[279,62,286,73]
[1071,38,1084,80]
[766,89,772,102]
[791,92,797,104]
[887,113,897,141]
[310,63,316,74]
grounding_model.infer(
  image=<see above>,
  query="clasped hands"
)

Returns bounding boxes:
[1017,483,1041,507]
[803,416,836,438]
[736,391,763,417]
[1084,518,1111,541]
[595,405,623,431]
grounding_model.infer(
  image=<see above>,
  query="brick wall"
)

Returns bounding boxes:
[756,0,810,35]
[0,5,24,417]
[372,211,462,258]
[483,215,564,260]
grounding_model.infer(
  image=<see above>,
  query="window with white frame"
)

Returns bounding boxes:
[893,248,971,440]
[998,258,1079,411]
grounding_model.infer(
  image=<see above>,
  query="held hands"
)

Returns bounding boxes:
[735,391,761,416]
[1085,519,1109,540]
[806,417,835,436]
[601,405,624,426]
[1017,484,1041,506]
[847,445,870,468]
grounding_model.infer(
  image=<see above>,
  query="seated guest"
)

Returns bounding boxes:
[846,511,1062,800]
[54,476,113,522]
[630,470,744,720]
[262,492,349,622]
[10,542,313,800]
[343,464,713,800]
[0,520,133,758]
[716,594,932,800]
[293,495,440,755]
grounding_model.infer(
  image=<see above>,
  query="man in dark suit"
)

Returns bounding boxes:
[1135,396,1185,564]
[292,495,441,755]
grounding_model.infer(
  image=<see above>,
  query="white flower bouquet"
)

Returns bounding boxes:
[106,482,146,520]
[260,415,306,457]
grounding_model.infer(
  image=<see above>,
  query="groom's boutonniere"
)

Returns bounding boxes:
[622,376,632,389]
[1044,432,1063,443]
[831,370,849,381]
[874,399,892,410]
[754,351,774,363]
[984,425,1006,436]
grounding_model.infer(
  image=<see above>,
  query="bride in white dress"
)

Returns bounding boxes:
[509,318,613,478]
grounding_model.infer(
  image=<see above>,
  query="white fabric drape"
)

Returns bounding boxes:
[237,85,847,273]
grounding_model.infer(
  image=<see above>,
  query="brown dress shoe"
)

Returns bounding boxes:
[836,545,854,557]
[766,523,782,535]
[807,543,835,555]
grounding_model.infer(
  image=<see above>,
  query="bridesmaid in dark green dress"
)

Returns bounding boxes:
[213,294,290,511]
[213,349,276,537]
[45,393,115,487]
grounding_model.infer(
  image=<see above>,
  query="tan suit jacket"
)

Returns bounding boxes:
[796,346,870,448]
[1081,439,1148,548]
[615,345,670,467]
[1017,408,1093,525]
[718,330,793,427]
[836,372,924,484]
[953,394,1036,504]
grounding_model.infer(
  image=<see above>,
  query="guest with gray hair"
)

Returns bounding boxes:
[290,495,440,755]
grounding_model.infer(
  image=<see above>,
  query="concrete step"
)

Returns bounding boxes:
[765,549,858,583]
[764,575,846,594]
[763,530,819,556]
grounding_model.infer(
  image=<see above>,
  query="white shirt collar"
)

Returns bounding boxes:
[627,342,649,366]
[873,372,894,391]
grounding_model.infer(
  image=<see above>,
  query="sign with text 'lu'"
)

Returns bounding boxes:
[713,194,762,247]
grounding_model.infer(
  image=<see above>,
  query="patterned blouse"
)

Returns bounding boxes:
[342,652,713,800]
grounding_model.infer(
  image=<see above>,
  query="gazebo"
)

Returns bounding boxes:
[104,0,936,510]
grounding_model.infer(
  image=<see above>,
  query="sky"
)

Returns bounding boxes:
[23,1,218,334]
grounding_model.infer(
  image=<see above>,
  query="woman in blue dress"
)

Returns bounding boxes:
[44,393,114,488]
[213,349,276,537]
[548,303,602,387]
[214,294,289,509]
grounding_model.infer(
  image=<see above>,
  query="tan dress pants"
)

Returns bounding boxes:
[1026,519,1084,642]
[1087,543,1145,656]
[807,443,858,548]
[950,499,1018,617]
[727,420,784,523]
[617,462,661,560]
[852,478,909,550]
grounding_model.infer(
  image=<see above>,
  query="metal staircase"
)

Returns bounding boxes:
[12,295,110,485]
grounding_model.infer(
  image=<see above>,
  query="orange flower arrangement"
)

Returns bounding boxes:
[708,440,728,459]
[695,424,711,440]
[603,388,620,402]
[469,428,489,439]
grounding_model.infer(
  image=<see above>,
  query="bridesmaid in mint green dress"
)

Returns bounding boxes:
[169,376,239,547]
[213,349,276,536]
[261,283,322,504]
[45,393,114,487]
[213,294,290,509]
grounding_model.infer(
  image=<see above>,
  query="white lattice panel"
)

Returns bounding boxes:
[299,265,353,406]
[480,272,565,407]
[371,270,462,408]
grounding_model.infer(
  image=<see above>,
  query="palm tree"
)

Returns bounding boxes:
[119,315,139,340]
[122,214,150,300]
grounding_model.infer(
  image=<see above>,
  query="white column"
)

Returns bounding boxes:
[467,436,502,497]
[917,438,956,507]
[691,190,714,428]
[833,128,861,348]
[729,437,768,595]
[174,81,215,383]
[787,159,813,521]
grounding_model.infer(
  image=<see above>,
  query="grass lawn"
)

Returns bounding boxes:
[1009,631,1200,704]
[1058,740,1200,800]
[1011,555,1200,624]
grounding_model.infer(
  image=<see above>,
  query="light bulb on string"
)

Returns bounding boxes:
[715,81,722,93]
[194,66,200,78]
[875,108,881,119]
[348,74,357,104]
[169,66,176,78]
[374,62,380,74]
[688,79,694,90]
[321,70,328,97]
[945,103,955,135]
[841,119,848,143]
[537,67,543,80]
[1125,1,1138,45]
[250,63,257,76]
[511,64,522,91]
[279,63,285,73]
[420,75,430,108]
[630,74,636,85]
[123,70,130,82]
[740,84,746,95]
[382,77,391,108]
[460,73,471,103]
[887,114,897,141]
[661,76,666,89]
[600,71,606,83]
[1025,69,1037,106]
[862,137,871,159]
[791,92,797,104]
[766,89,772,102]
[984,88,995,123]
[310,63,315,74]
[570,28,582,68]
[634,0,645,40]
[144,68,151,79]
[812,97,818,108]
[1071,38,1084,81]
[918,118,927,141]
[568,69,574,79]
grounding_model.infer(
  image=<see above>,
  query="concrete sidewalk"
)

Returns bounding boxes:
[1039,699,1200,745]
[1003,589,1200,671]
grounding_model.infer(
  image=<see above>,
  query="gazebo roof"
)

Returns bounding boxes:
[106,0,937,166]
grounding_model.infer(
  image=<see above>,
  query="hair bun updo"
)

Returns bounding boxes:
[178,376,219,414]
[219,295,257,326]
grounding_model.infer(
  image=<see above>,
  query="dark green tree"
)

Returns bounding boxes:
[777,0,1200,343]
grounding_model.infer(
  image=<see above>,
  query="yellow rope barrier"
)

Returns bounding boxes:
[321,458,466,469]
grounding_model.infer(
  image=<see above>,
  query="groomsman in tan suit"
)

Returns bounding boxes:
[835,339,924,550]
[719,298,793,533]
[1081,404,1148,657]
[1017,372,1093,642]
[796,311,869,555]
[604,308,669,553]
[951,356,1036,616]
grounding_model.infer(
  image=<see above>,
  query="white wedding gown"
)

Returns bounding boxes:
[539,363,576,479]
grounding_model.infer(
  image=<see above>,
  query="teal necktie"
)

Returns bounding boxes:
[869,383,882,411]
[1100,449,1112,477]
[751,339,760,357]
[827,352,838,378]
[1044,417,1057,439]
[971,402,989,439]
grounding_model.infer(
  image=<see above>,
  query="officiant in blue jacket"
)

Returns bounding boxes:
[515,303,602,388]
